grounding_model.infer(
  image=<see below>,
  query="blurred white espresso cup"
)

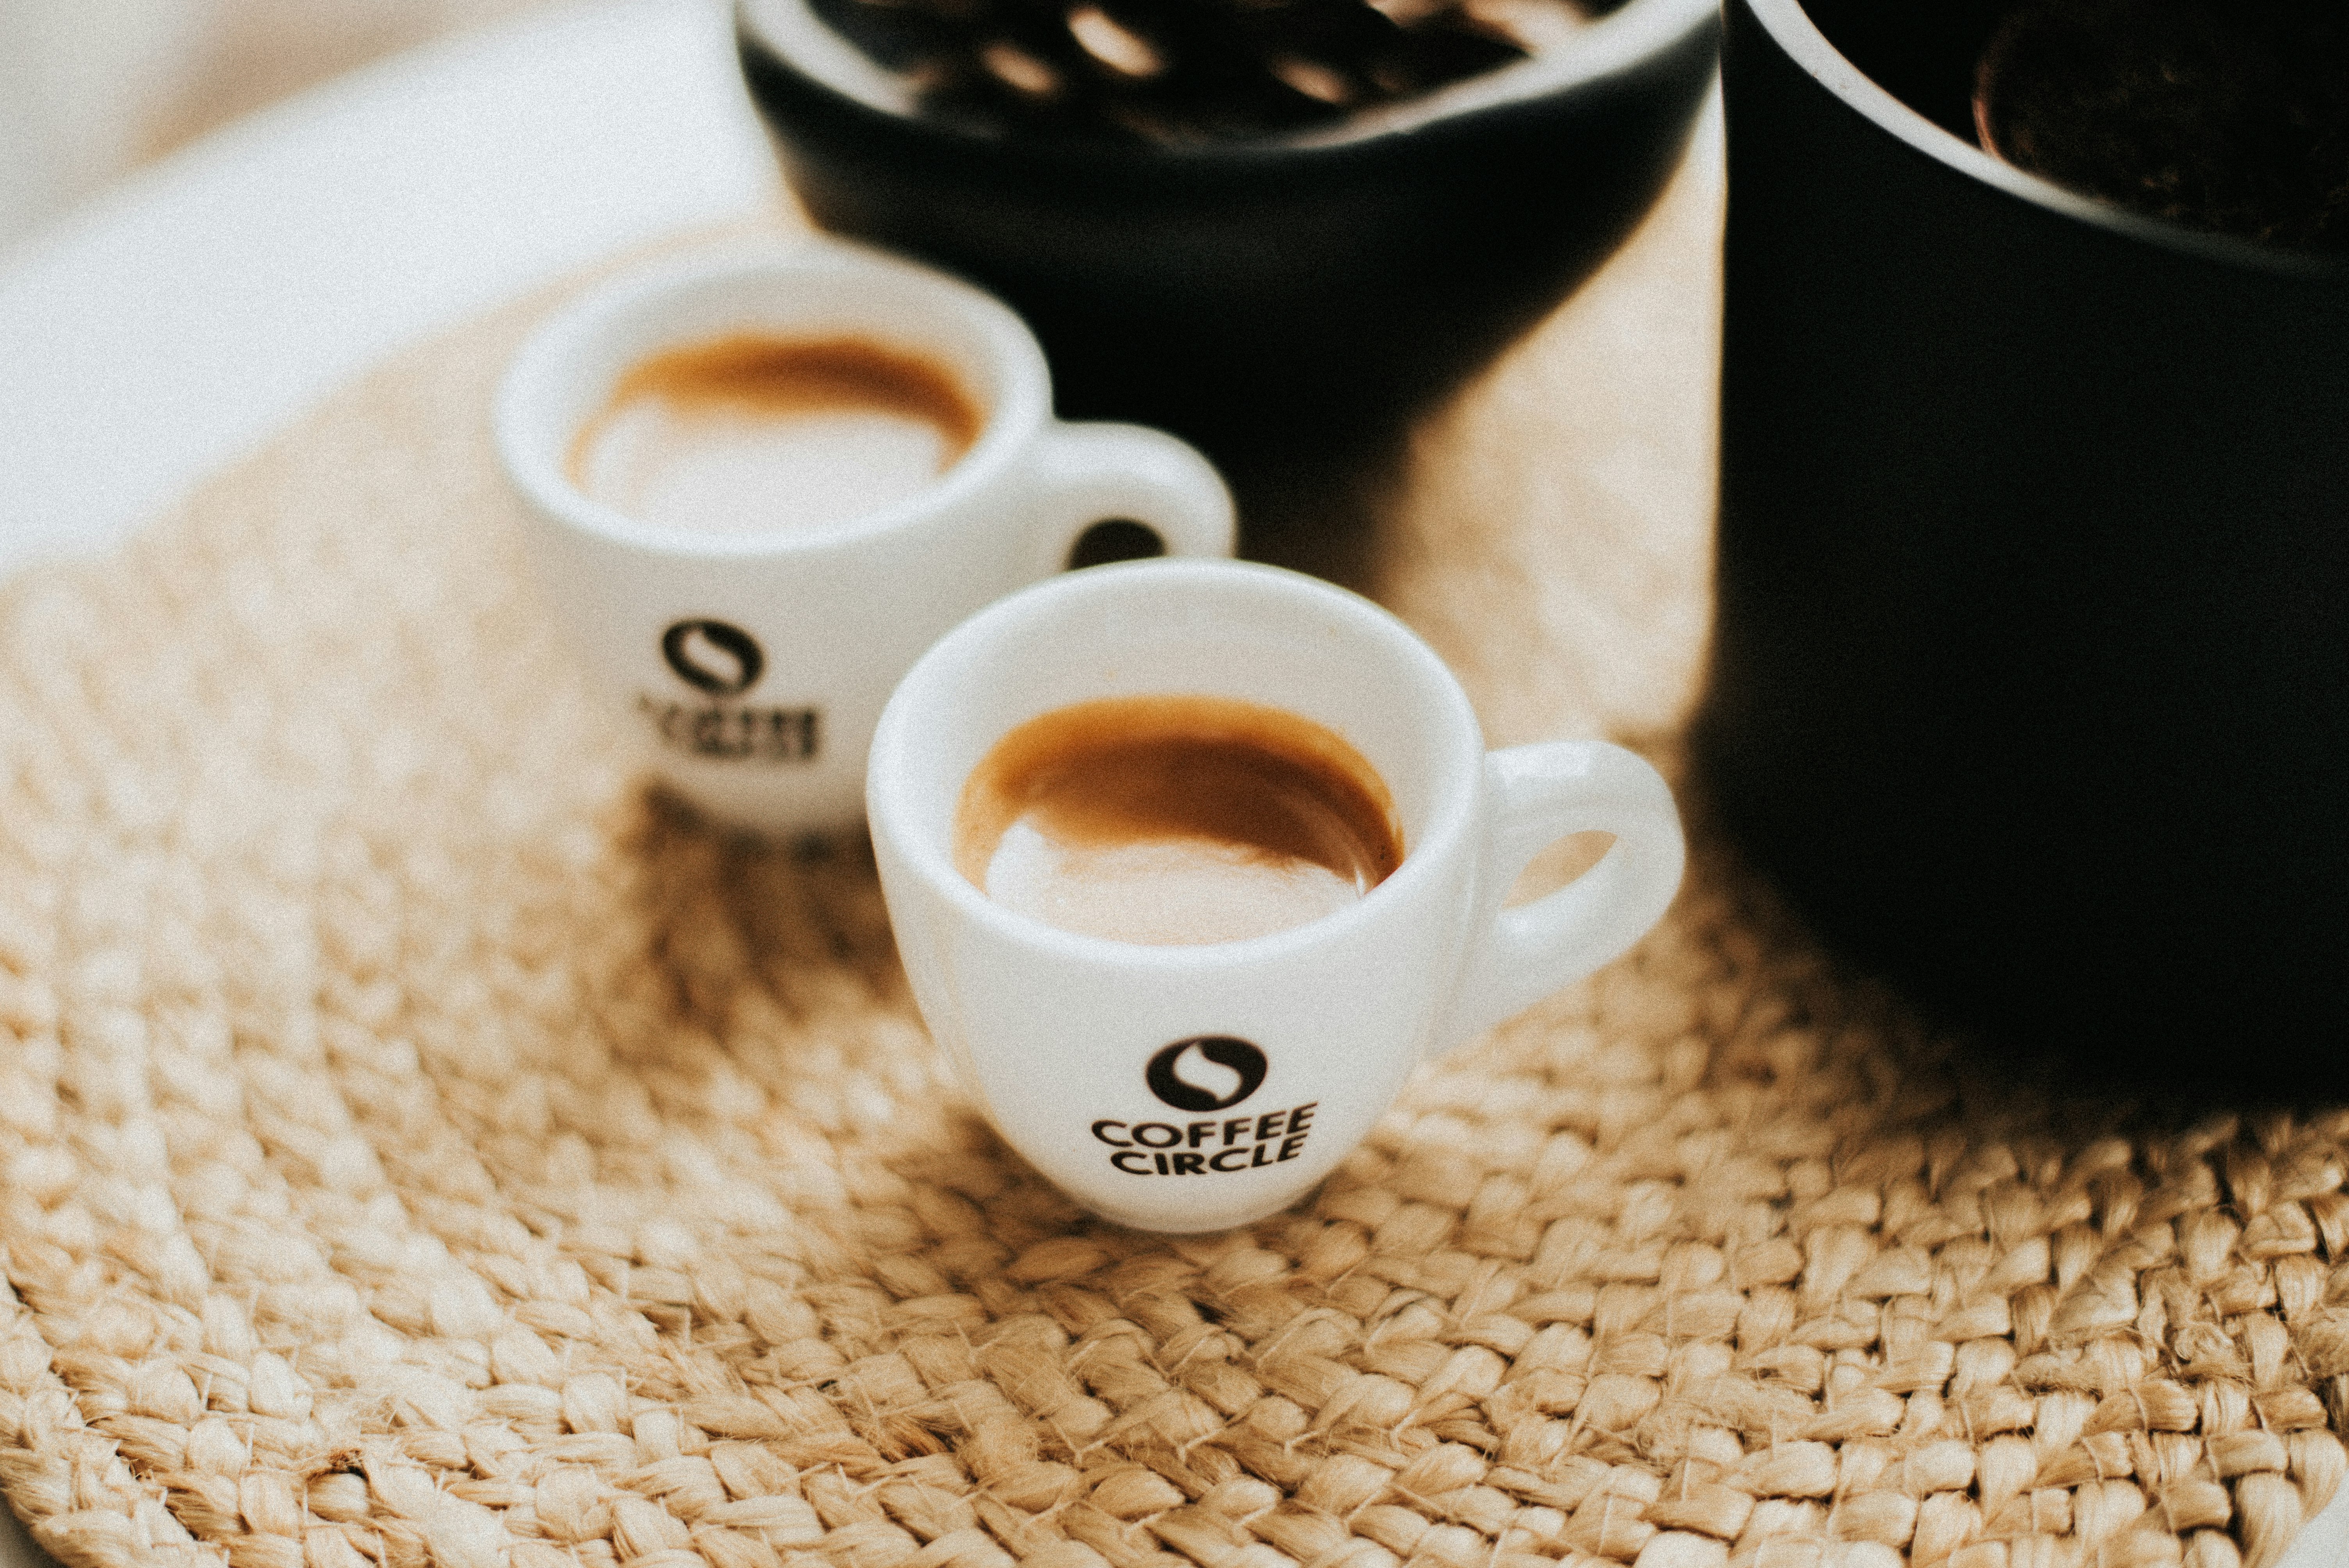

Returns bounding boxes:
[868,559,1686,1233]
[496,242,1234,836]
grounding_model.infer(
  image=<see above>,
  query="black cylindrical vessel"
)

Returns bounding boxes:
[1698,0,2349,1069]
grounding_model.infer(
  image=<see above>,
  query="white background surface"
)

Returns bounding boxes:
[0,0,775,577]
[1,4,2345,1564]
[0,0,554,253]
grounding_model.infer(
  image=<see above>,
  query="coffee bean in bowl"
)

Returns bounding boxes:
[807,0,1613,146]
[734,0,1718,472]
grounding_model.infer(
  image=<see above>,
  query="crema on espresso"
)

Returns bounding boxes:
[953,694,1403,945]
[570,333,984,536]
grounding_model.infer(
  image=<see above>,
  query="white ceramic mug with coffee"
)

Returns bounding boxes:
[868,559,1686,1233]
[496,242,1235,836]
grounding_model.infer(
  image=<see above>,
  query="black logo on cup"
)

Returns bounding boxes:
[1145,1037,1267,1113]
[662,620,764,696]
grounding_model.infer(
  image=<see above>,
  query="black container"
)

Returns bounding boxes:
[1698,0,2349,1069]
[735,0,1719,472]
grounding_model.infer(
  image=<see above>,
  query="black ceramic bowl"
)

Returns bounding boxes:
[736,0,1718,470]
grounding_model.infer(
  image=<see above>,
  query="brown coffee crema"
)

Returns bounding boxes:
[569,333,986,536]
[954,694,1404,946]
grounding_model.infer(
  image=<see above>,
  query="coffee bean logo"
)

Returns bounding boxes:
[661,619,764,697]
[1145,1036,1268,1113]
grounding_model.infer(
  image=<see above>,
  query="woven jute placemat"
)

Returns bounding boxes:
[7,144,2349,1568]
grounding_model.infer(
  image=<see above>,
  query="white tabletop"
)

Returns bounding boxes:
[0,0,777,576]
[1,4,2343,1565]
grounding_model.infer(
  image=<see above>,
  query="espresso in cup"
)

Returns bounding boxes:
[952,694,1403,945]
[570,333,986,536]
[496,244,1235,836]
[869,559,1686,1231]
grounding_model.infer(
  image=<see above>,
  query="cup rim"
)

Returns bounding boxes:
[868,558,1487,969]
[494,239,1056,558]
[735,0,1719,154]
[1740,0,2349,283]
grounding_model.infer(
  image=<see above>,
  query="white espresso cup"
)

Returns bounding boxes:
[868,559,1686,1233]
[496,242,1235,836]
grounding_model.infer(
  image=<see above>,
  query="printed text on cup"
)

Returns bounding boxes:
[1088,1036,1315,1177]
[640,618,822,763]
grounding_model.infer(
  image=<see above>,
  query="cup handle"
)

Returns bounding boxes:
[1022,421,1237,574]
[1436,741,1686,1053]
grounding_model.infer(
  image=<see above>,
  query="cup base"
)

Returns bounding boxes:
[1079,1180,1327,1236]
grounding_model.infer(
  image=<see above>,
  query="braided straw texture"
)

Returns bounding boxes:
[7,176,2349,1568]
